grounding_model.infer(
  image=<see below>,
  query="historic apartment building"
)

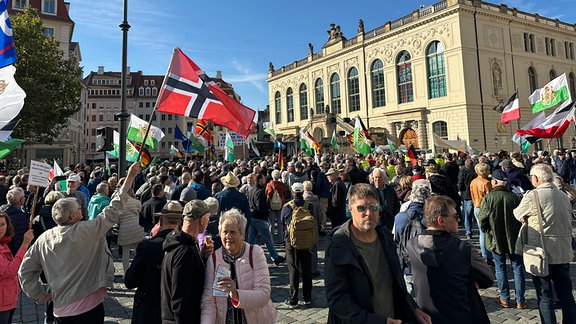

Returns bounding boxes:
[267,0,576,154]
[8,0,87,167]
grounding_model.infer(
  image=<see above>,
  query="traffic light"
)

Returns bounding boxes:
[96,127,114,152]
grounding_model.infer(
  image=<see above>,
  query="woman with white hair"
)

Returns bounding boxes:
[201,208,277,323]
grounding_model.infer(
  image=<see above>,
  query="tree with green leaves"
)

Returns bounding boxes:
[11,7,83,144]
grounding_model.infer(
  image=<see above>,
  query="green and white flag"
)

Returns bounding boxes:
[127,114,165,151]
[225,132,235,162]
[247,137,260,157]
[387,138,398,151]
[330,129,340,150]
[299,131,313,156]
[263,122,275,136]
[353,116,371,156]
[108,130,139,162]
[529,73,571,113]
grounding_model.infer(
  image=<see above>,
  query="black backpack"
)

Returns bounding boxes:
[398,210,425,268]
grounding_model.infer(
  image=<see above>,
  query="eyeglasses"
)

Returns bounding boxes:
[353,204,381,213]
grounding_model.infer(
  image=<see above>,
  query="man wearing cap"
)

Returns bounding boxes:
[161,199,213,323]
[500,159,533,194]
[326,167,347,229]
[65,173,88,220]
[125,200,183,324]
[477,170,525,309]
[214,172,251,228]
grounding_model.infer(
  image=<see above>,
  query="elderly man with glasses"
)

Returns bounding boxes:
[325,183,431,324]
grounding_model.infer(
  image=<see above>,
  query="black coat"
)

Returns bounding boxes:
[139,197,166,232]
[125,229,173,324]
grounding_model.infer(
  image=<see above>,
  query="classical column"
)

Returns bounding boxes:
[416,119,428,150]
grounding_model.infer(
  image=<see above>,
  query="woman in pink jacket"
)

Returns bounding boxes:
[201,208,277,323]
[0,211,33,324]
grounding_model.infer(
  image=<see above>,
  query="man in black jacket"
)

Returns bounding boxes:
[326,168,347,229]
[160,200,213,323]
[457,159,477,239]
[139,184,166,233]
[125,201,183,324]
[247,173,285,266]
[372,167,400,232]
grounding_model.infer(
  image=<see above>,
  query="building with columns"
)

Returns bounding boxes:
[267,0,576,154]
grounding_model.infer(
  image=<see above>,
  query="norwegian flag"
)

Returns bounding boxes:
[156,48,255,138]
[195,119,213,144]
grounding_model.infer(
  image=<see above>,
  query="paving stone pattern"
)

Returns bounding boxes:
[12,219,576,323]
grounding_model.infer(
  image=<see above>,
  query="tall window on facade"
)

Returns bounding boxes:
[397,50,414,103]
[524,33,535,53]
[545,37,556,56]
[139,87,144,96]
[274,91,282,124]
[549,69,557,81]
[315,78,325,114]
[13,0,27,9]
[348,68,360,112]
[152,88,158,96]
[492,63,502,96]
[427,41,446,98]
[371,59,385,108]
[287,88,294,122]
[42,0,56,14]
[528,67,538,93]
[299,83,308,120]
[569,73,576,99]
[145,87,151,96]
[432,121,448,153]
[330,73,341,114]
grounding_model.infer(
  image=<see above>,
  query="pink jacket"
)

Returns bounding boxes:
[201,243,277,324]
[0,242,26,311]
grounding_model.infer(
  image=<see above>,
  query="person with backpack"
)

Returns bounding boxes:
[265,170,286,244]
[281,182,316,309]
[393,179,431,295]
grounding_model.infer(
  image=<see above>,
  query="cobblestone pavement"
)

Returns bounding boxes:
[12,219,576,323]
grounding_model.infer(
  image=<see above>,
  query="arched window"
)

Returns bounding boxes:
[274,91,282,124]
[432,121,448,153]
[549,69,557,81]
[152,87,158,96]
[371,59,385,107]
[528,67,538,93]
[315,78,325,114]
[569,73,576,99]
[348,67,360,112]
[330,73,341,114]
[287,88,294,122]
[299,83,308,120]
[138,87,144,96]
[145,87,151,96]
[397,50,413,103]
[427,41,446,98]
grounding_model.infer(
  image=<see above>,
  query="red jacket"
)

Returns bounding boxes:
[0,239,26,311]
[265,180,286,206]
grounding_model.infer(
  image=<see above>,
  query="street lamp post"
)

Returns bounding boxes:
[116,0,131,177]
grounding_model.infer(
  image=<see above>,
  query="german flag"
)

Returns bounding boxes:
[195,119,213,144]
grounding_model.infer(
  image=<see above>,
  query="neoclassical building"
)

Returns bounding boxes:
[267,0,576,154]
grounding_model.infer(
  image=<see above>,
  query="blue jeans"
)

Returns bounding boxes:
[532,263,576,324]
[247,218,280,261]
[492,252,525,303]
[474,207,492,259]
[462,199,474,236]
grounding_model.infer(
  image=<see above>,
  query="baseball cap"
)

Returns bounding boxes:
[183,199,210,221]
[291,182,304,193]
[67,173,81,182]
[492,170,507,181]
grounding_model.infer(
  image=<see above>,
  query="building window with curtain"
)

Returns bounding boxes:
[275,91,282,124]
[315,78,325,114]
[528,67,538,93]
[397,50,414,103]
[427,41,446,98]
[287,88,294,122]
[348,67,360,112]
[299,83,308,120]
[330,73,341,114]
[432,121,448,153]
[371,59,385,108]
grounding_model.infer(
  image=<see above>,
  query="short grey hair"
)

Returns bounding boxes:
[530,163,553,183]
[204,197,219,216]
[96,182,109,194]
[218,208,247,237]
[371,167,388,179]
[52,197,79,225]
[6,187,24,205]
[271,169,281,180]
[45,191,65,205]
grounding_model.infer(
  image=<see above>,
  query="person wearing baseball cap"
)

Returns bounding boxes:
[161,199,213,322]
[125,200,183,323]
[65,173,88,220]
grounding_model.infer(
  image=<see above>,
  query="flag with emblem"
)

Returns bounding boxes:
[299,131,312,156]
[0,65,26,130]
[353,116,371,156]
[529,73,571,113]
[387,138,398,151]
[516,100,576,139]
[0,0,17,69]
[0,138,23,159]
[263,122,275,136]
[170,144,184,158]
[330,129,340,150]
[174,124,192,153]
[108,130,139,162]
[225,132,235,162]
[156,48,256,138]
[127,114,165,151]
[195,119,213,144]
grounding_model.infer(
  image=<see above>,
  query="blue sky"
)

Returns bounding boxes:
[69,0,576,114]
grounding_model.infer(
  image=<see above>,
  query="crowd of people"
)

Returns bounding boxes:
[0,147,575,323]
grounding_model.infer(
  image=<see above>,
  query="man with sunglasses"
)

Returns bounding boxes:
[325,183,431,324]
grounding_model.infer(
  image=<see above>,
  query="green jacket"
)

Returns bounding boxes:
[478,186,522,255]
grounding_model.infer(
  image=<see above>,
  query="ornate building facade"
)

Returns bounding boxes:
[267,0,576,153]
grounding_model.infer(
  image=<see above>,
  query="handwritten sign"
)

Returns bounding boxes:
[28,160,51,187]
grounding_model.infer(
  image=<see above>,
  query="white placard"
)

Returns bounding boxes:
[28,160,52,187]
